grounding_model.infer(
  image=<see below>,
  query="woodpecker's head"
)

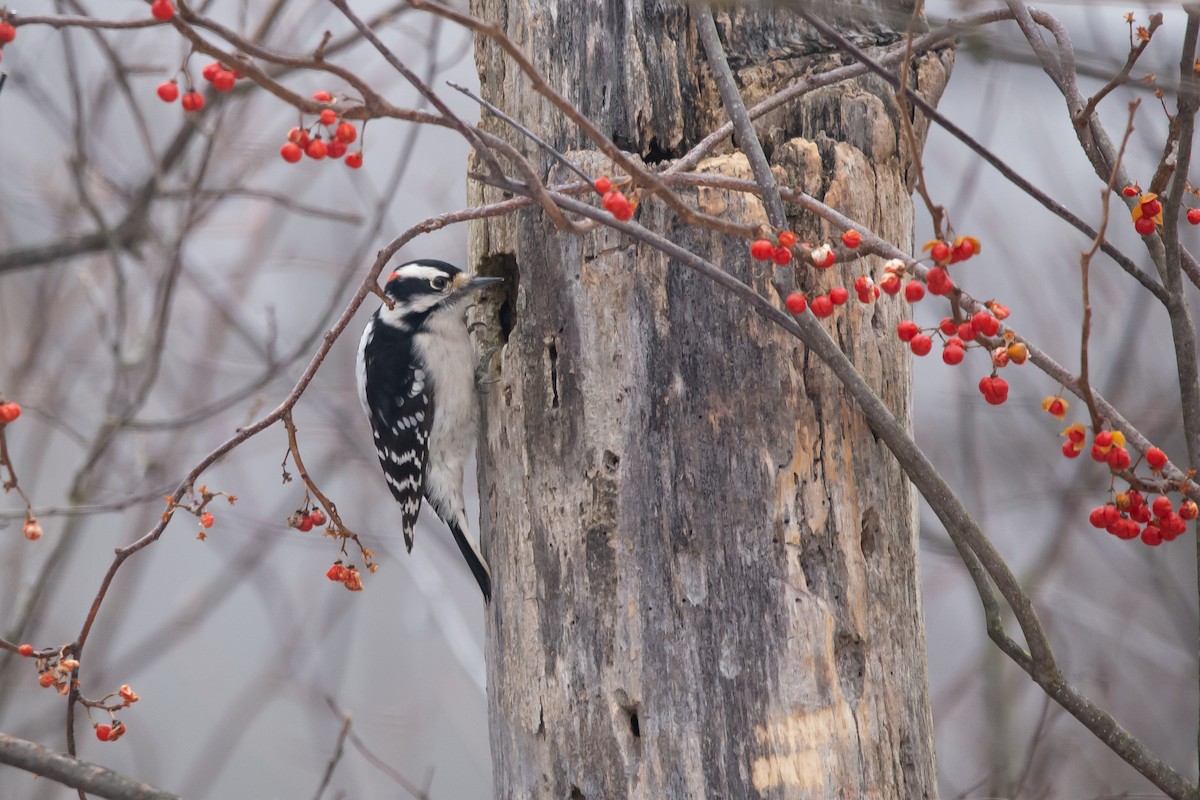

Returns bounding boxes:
[375,259,502,331]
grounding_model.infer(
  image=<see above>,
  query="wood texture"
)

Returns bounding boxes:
[468,3,951,797]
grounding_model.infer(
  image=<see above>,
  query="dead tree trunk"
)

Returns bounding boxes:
[469,3,952,797]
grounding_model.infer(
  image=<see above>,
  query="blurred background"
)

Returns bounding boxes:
[0,1,1195,797]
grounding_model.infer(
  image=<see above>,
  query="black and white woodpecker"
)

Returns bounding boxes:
[356,259,501,601]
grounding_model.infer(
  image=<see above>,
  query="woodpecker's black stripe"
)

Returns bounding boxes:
[362,315,433,551]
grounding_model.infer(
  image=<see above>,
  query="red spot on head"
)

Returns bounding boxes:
[387,271,401,283]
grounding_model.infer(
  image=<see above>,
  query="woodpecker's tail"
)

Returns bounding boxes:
[448,517,492,602]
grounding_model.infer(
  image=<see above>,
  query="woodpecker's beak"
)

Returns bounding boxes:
[467,276,503,291]
[449,273,503,298]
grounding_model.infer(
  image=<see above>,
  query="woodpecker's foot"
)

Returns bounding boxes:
[475,345,502,388]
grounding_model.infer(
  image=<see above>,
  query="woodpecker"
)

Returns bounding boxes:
[356,259,500,601]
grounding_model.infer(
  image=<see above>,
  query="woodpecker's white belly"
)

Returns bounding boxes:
[414,306,477,521]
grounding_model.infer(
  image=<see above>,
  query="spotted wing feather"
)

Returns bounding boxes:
[360,317,434,551]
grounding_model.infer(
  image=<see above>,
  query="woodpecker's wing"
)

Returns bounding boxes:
[360,320,433,552]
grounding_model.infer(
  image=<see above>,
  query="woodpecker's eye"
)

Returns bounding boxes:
[430,276,451,292]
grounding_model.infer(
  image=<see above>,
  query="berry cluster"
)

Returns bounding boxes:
[157,59,247,111]
[288,506,327,533]
[593,177,634,220]
[1056,411,1196,546]
[279,91,363,168]
[92,684,140,742]
[33,654,80,696]
[1089,490,1196,546]
[326,562,364,591]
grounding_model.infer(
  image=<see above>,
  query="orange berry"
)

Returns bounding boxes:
[17,644,33,657]
[841,230,862,248]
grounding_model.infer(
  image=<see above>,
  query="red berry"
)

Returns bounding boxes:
[978,376,1009,405]
[971,310,1000,337]
[910,334,933,356]
[1094,430,1113,448]
[1189,209,1200,225]
[0,402,23,424]
[903,281,925,303]
[841,230,862,249]
[785,293,807,314]
[772,247,792,266]
[156,81,179,102]
[879,273,901,296]
[297,515,314,532]
[810,295,834,318]
[1062,441,1082,459]
[1162,512,1187,537]
[897,320,920,342]
[280,142,302,163]
[312,90,333,102]
[150,0,174,21]
[1122,185,1139,197]
[201,62,221,82]
[326,563,348,582]
[610,199,634,221]
[778,231,798,249]
[345,152,364,169]
[829,286,849,306]
[211,70,235,92]
[593,176,612,194]
[929,241,950,262]
[1181,500,1198,520]
[1088,506,1110,528]
[327,139,347,159]
[1141,198,1162,217]
[938,317,956,335]
[0,22,14,44]
[1152,496,1174,519]
[287,127,310,147]
[17,644,33,657]
[309,508,327,526]
[200,512,214,529]
[305,138,327,160]
[180,91,204,112]
[1141,525,1163,546]
[941,344,964,366]
[812,246,836,269]
[96,724,113,742]
[749,239,774,261]
[1146,446,1168,471]
[1130,503,1152,524]
[1107,446,1131,471]
[335,122,357,144]
[925,267,953,296]
[319,108,338,126]
[38,673,55,688]
[1135,216,1156,235]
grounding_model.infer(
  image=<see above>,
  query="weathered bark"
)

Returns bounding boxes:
[469,3,952,798]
